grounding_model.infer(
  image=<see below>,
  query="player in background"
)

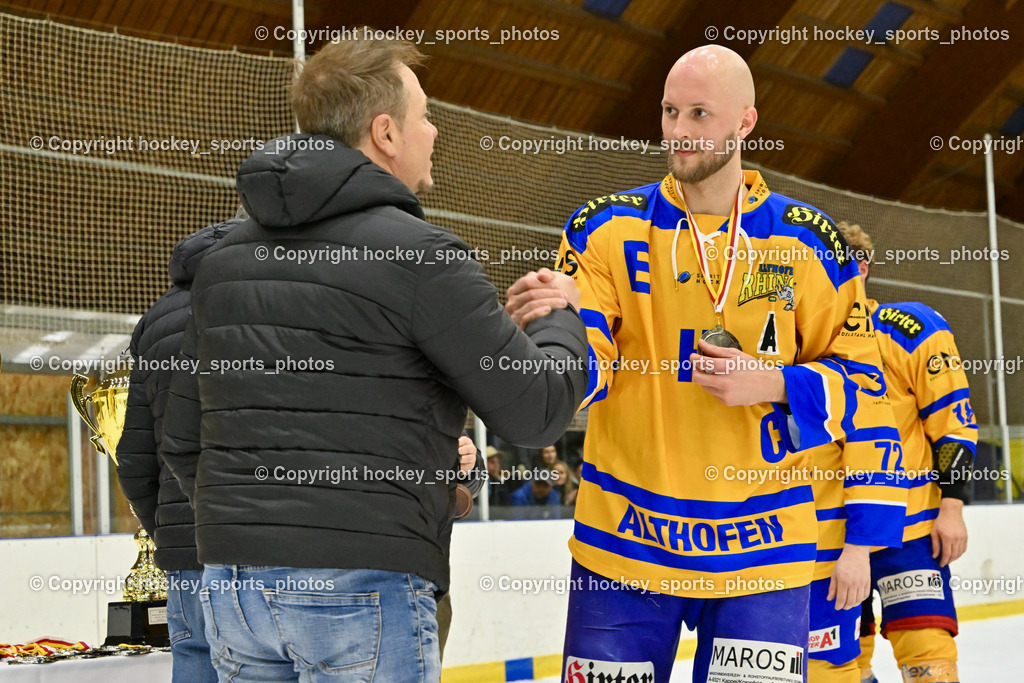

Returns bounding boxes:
[837,222,977,683]
[805,353,909,679]
[509,44,894,683]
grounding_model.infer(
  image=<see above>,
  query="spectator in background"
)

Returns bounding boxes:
[537,444,559,470]
[510,469,560,506]
[552,461,578,506]
[486,446,512,506]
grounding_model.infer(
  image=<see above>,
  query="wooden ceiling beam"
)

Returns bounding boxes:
[598,0,799,140]
[424,42,632,101]
[824,0,1024,203]
[791,13,925,69]
[207,0,310,18]
[921,162,1015,194]
[479,0,664,46]
[754,119,852,155]
[895,0,965,24]
[753,63,887,109]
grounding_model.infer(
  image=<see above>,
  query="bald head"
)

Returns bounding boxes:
[669,45,755,109]
[662,45,757,186]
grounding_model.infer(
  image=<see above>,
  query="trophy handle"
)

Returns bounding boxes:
[70,374,111,459]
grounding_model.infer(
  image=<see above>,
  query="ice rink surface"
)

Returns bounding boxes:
[532,613,1023,682]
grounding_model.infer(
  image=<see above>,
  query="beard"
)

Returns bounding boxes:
[668,135,738,185]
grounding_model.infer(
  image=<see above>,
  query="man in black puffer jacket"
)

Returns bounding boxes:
[116,218,239,683]
[160,36,587,682]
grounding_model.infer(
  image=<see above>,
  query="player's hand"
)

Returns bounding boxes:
[931,498,967,566]
[828,544,871,610]
[505,268,581,329]
[689,340,787,406]
[457,435,476,474]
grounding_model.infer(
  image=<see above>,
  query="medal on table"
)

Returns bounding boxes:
[676,174,744,352]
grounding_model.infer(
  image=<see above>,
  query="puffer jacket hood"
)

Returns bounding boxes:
[169,219,242,285]
[236,133,424,228]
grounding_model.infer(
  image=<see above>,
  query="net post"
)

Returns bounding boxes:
[474,414,489,521]
[983,133,1014,504]
[292,0,305,134]
[67,392,84,536]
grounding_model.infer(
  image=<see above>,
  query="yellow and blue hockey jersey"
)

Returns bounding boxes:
[809,387,909,581]
[557,170,892,598]
[868,300,978,542]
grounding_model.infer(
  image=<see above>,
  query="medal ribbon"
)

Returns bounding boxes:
[678,174,744,315]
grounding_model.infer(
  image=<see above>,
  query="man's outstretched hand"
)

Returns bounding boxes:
[505,267,581,329]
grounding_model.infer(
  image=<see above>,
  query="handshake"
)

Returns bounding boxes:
[504,267,582,329]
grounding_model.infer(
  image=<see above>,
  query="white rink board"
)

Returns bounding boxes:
[2,506,1022,666]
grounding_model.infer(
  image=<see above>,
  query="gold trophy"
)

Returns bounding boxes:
[70,354,170,647]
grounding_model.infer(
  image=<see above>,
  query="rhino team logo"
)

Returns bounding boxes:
[775,284,795,311]
[738,263,796,308]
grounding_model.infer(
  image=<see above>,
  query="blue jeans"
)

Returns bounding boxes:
[200,565,440,682]
[166,569,218,683]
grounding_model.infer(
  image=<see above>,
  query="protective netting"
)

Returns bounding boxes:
[2,12,1022,440]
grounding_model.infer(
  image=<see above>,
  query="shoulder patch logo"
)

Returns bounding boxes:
[877,307,925,339]
[571,193,648,232]
[781,204,848,268]
[555,249,579,277]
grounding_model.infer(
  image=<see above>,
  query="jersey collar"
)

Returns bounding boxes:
[660,169,771,215]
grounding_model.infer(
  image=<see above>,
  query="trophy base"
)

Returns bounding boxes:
[104,600,170,647]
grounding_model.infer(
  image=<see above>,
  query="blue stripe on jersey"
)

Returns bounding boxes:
[919,388,970,419]
[816,507,847,521]
[816,548,843,563]
[905,474,936,489]
[846,426,901,443]
[581,462,814,519]
[904,508,940,527]
[816,356,887,397]
[574,521,817,572]
[844,472,911,489]
[845,504,906,547]
[782,365,833,450]
[584,345,600,402]
[580,308,613,344]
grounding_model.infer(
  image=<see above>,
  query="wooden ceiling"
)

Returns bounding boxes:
[8,0,1024,221]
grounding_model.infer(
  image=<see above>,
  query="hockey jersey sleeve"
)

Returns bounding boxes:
[912,326,978,464]
[837,391,909,548]
[779,242,887,452]
[556,218,621,410]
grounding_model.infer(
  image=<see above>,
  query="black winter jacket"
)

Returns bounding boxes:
[116,219,240,570]
[159,134,587,591]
